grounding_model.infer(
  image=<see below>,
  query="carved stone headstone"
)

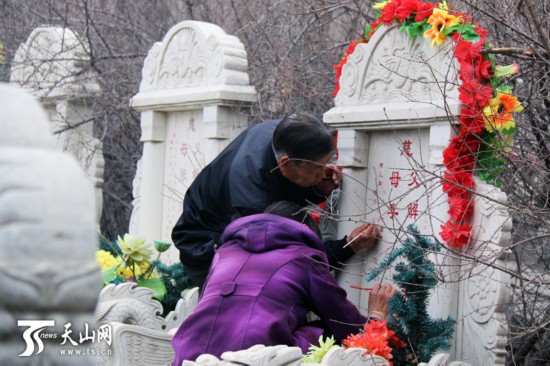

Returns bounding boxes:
[0,83,101,364]
[10,27,104,225]
[129,20,256,263]
[324,25,512,365]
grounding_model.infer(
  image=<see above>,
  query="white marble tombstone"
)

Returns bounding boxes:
[0,83,101,365]
[324,24,512,365]
[10,27,104,226]
[129,20,256,263]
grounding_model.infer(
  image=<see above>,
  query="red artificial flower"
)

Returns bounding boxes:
[443,141,476,171]
[343,320,396,365]
[454,39,483,68]
[379,0,400,24]
[459,115,485,136]
[388,334,408,350]
[440,220,472,248]
[458,79,493,109]
[442,169,474,198]
[474,23,489,39]
[414,2,435,22]
[394,0,423,22]
[442,136,479,171]
[459,103,486,137]
[447,196,473,221]
[456,42,493,83]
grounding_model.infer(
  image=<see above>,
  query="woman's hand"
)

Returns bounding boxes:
[367,284,398,320]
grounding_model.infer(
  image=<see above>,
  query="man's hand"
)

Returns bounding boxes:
[346,223,380,253]
[313,164,342,196]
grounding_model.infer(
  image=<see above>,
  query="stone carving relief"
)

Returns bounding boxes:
[458,177,512,365]
[94,283,199,366]
[95,283,199,332]
[331,25,459,124]
[128,157,143,236]
[139,21,251,92]
[11,27,100,98]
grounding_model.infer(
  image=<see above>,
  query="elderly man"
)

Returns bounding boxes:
[172,113,378,288]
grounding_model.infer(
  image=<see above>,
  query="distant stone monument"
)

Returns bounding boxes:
[10,27,104,225]
[0,83,101,364]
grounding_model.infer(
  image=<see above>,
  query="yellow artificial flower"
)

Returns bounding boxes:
[303,336,336,363]
[117,261,151,279]
[117,234,153,265]
[117,264,134,279]
[117,262,160,280]
[483,91,523,133]
[96,250,120,271]
[423,8,462,46]
[373,1,391,10]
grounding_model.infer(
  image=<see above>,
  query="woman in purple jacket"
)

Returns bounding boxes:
[171,201,396,364]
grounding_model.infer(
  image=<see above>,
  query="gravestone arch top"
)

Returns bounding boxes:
[11,27,100,99]
[326,24,460,127]
[131,20,256,111]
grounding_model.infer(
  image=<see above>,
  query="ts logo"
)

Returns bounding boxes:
[18,320,55,357]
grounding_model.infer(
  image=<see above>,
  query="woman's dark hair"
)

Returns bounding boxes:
[272,113,335,163]
[264,201,321,239]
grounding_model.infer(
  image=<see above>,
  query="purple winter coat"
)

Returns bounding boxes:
[171,213,367,364]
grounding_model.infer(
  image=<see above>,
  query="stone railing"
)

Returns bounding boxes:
[94,284,470,366]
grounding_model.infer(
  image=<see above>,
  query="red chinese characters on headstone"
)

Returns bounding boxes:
[407,201,419,219]
[388,203,399,219]
[408,171,420,187]
[401,140,413,157]
[389,171,401,188]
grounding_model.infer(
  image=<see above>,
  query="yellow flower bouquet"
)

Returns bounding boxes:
[96,234,172,301]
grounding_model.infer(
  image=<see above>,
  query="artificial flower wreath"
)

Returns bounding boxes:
[334,0,523,249]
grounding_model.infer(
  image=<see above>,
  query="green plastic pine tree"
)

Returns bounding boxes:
[155,261,195,317]
[366,224,455,365]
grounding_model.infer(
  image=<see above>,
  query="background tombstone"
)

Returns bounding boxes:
[0,83,101,365]
[10,26,104,226]
[324,25,512,365]
[129,20,256,263]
